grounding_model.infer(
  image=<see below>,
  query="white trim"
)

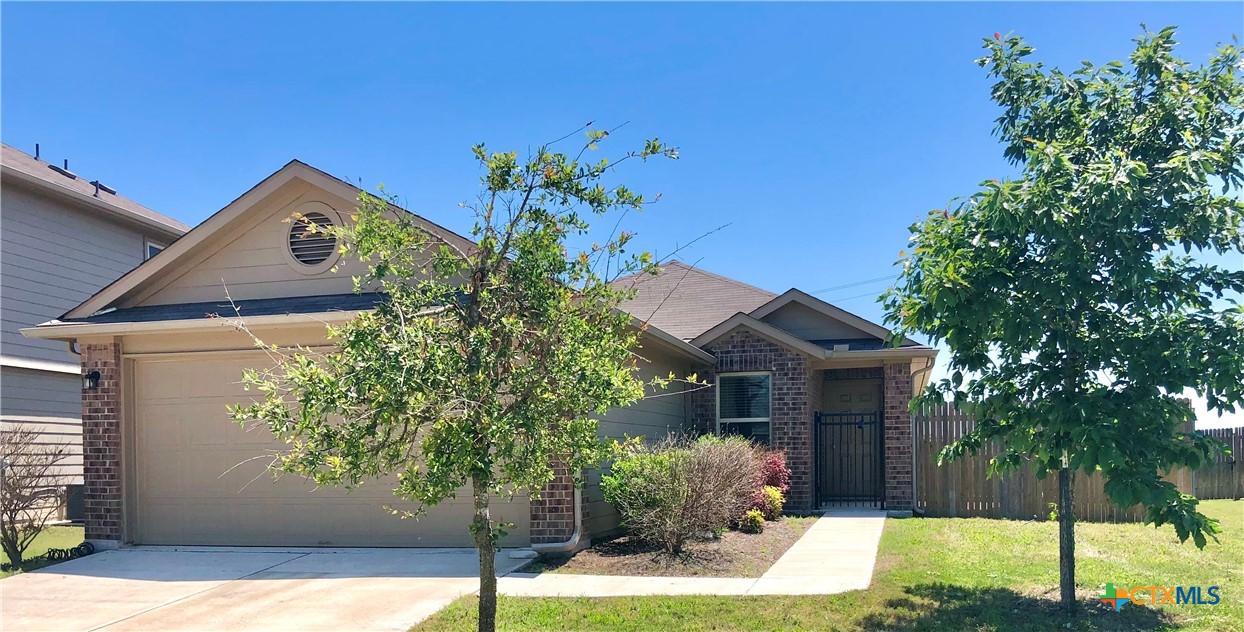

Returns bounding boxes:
[715,371,773,439]
[0,355,79,374]
[0,414,80,424]
[144,238,167,261]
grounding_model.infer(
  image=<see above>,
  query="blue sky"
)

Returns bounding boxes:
[3,2,1241,424]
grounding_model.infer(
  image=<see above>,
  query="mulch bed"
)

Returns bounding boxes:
[524,516,818,578]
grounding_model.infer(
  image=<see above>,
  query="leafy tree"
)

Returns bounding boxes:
[230,127,682,632]
[885,28,1243,611]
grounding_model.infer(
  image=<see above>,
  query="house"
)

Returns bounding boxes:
[22,159,935,551]
[1,143,188,514]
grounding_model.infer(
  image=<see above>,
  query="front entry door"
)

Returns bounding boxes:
[816,378,883,506]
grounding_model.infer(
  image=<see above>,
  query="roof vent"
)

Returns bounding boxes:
[288,212,337,266]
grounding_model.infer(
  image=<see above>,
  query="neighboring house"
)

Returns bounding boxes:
[1,143,188,513]
[23,159,933,551]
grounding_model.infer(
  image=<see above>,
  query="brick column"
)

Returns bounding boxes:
[529,462,580,545]
[883,362,914,512]
[81,341,123,546]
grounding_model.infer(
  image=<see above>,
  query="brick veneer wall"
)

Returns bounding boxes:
[689,329,815,511]
[883,362,915,510]
[530,461,584,545]
[81,341,123,545]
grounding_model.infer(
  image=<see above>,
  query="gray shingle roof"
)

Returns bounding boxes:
[615,261,776,340]
[1,143,190,236]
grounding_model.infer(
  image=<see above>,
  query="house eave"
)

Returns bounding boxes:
[20,310,367,342]
[1,163,188,239]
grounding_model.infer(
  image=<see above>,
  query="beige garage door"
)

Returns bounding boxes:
[132,356,529,547]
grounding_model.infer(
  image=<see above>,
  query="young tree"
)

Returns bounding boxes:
[229,127,681,632]
[1,423,73,567]
[885,29,1243,611]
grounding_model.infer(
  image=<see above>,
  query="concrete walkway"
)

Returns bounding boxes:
[498,509,886,597]
[1,546,529,632]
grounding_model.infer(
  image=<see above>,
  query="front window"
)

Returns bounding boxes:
[717,372,771,444]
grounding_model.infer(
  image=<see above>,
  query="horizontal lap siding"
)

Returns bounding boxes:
[584,345,690,541]
[1,368,84,484]
[0,181,155,363]
[138,188,376,307]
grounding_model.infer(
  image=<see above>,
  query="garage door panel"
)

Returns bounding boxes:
[133,357,530,547]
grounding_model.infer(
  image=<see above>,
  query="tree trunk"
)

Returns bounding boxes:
[1058,465,1076,612]
[471,476,497,632]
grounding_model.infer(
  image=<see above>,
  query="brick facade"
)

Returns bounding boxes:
[883,362,914,510]
[689,329,815,511]
[529,462,583,544]
[81,341,123,545]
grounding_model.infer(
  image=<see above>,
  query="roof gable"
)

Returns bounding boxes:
[62,160,473,320]
[749,289,922,347]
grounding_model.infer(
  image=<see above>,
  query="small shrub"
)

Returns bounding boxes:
[1,423,72,567]
[751,485,784,520]
[601,434,757,554]
[757,451,791,493]
[738,509,765,534]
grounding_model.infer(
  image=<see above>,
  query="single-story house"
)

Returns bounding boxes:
[23,160,936,551]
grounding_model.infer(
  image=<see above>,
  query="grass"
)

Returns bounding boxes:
[417,499,1243,631]
[0,525,86,579]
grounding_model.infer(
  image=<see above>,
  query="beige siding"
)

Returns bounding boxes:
[758,301,877,342]
[0,180,165,363]
[584,343,691,540]
[138,188,377,307]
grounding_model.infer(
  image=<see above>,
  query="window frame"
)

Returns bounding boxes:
[144,238,167,261]
[715,371,773,440]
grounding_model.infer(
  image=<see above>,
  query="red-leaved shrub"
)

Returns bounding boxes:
[758,451,791,493]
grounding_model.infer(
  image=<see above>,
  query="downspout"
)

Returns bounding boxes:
[530,486,584,554]
[909,359,936,517]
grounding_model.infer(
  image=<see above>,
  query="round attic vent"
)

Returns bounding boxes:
[288,212,337,266]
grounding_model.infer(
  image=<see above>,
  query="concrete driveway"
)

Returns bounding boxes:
[1,546,528,631]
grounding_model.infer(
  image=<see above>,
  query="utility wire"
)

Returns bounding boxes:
[808,274,898,296]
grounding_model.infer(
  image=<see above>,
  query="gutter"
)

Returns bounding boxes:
[530,486,585,554]
[21,310,367,341]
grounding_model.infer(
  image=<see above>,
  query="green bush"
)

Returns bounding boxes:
[738,509,766,534]
[601,435,757,554]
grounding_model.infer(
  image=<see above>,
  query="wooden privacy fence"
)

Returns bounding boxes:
[1193,427,1244,500]
[913,403,1241,522]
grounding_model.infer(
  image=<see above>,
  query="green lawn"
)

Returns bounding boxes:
[0,525,86,579]
[417,499,1243,631]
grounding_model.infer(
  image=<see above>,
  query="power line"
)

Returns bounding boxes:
[808,274,898,296]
